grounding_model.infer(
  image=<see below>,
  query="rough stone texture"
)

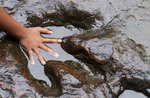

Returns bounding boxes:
[45,60,114,98]
[61,26,150,97]
[26,1,103,30]
[1,0,104,30]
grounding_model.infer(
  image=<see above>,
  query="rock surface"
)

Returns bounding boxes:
[0,0,150,98]
[45,60,114,98]
[61,26,150,97]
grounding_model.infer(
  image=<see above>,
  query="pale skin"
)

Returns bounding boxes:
[0,7,62,65]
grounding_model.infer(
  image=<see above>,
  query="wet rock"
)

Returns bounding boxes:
[61,26,150,97]
[27,1,103,30]
[1,0,105,29]
[1,0,150,97]
[45,60,115,97]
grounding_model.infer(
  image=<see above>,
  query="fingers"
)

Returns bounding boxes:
[39,44,59,57]
[36,27,53,34]
[34,48,46,65]
[42,38,62,43]
[28,50,35,64]
[26,27,61,65]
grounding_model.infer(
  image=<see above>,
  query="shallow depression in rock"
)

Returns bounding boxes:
[24,26,78,86]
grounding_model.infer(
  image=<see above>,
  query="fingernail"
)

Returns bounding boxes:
[59,39,62,43]
[42,60,46,65]
[31,61,35,65]
[48,31,53,34]
[54,53,59,58]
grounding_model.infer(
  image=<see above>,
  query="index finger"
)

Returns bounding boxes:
[42,38,62,43]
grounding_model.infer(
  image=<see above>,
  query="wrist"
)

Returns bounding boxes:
[11,25,28,40]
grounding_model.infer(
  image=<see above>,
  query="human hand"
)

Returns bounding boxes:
[19,27,62,65]
[0,7,61,65]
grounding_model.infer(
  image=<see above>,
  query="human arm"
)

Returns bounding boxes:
[0,7,61,65]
